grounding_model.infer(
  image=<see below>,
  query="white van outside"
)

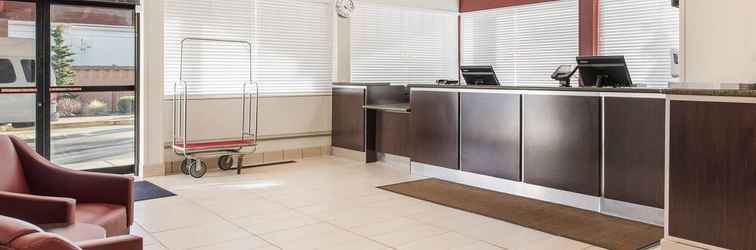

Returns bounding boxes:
[0,38,57,126]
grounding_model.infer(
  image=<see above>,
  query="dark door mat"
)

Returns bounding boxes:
[134,181,176,202]
[379,178,663,250]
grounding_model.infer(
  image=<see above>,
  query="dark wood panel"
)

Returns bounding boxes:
[669,101,756,250]
[523,95,601,196]
[460,92,521,181]
[331,87,365,152]
[411,91,459,170]
[366,85,409,105]
[376,112,411,157]
[604,97,665,208]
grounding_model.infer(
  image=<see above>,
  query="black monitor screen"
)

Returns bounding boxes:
[461,66,500,86]
[577,56,632,87]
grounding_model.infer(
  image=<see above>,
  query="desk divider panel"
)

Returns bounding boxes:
[410,90,460,170]
[523,94,602,196]
[460,92,522,181]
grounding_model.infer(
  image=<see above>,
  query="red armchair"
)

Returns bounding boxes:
[0,215,142,250]
[0,135,134,236]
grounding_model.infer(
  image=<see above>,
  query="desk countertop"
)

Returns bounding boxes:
[407,84,756,97]
[363,103,411,113]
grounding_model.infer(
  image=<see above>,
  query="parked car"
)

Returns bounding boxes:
[0,38,57,126]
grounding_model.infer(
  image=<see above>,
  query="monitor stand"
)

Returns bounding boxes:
[595,75,611,87]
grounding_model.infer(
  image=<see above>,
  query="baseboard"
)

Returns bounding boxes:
[601,198,665,226]
[331,146,366,162]
[411,162,601,212]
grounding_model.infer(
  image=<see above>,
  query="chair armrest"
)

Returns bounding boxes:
[0,191,76,225]
[77,235,143,250]
[10,136,135,225]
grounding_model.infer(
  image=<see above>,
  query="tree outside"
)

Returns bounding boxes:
[51,25,77,87]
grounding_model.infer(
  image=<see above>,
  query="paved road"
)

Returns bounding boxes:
[23,125,135,169]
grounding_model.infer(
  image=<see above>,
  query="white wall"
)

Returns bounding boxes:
[681,0,756,84]
[161,96,332,143]
[140,0,165,176]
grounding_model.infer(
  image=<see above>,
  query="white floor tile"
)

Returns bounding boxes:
[259,223,365,250]
[135,197,226,233]
[369,223,448,247]
[397,232,478,250]
[190,236,279,250]
[153,221,251,250]
[234,210,320,235]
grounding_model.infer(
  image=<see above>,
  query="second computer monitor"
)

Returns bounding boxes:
[461,65,500,86]
[577,56,633,87]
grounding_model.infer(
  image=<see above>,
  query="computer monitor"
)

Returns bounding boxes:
[461,66,500,85]
[577,56,633,87]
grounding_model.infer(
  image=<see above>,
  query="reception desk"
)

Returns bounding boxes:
[332,82,756,250]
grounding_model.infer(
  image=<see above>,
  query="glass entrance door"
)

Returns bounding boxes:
[0,0,138,174]
[48,4,137,172]
[0,0,38,148]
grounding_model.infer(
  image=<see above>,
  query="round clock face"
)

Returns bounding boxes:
[336,0,355,18]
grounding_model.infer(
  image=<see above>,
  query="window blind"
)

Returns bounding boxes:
[164,0,333,96]
[255,0,334,95]
[351,4,458,84]
[600,0,679,87]
[461,0,579,86]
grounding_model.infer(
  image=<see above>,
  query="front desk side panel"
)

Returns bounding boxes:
[669,101,756,250]
[410,91,460,170]
[332,87,366,152]
[523,94,602,196]
[460,92,522,181]
[376,111,411,157]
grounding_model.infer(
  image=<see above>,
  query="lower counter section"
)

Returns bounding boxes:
[410,91,460,170]
[523,95,602,196]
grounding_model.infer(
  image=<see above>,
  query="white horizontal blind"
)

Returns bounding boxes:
[461,0,578,85]
[255,0,333,95]
[164,0,333,96]
[600,0,679,87]
[164,0,253,96]
[351,4,458,84]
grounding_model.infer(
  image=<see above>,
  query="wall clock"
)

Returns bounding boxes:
[336,0,355,18]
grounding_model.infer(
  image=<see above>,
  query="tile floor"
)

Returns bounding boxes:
[134,156,668,250]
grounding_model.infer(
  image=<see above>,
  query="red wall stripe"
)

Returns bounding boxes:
[460,0,558,13]
[578,0,600,56]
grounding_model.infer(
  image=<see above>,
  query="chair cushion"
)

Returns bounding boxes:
[0,136,29,194]
[8,232,79,250]
[75,204,127,237]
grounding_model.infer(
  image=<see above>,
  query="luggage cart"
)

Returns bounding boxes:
[172,37,258,178]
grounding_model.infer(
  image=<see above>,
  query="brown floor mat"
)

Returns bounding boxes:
[379,178,663,250]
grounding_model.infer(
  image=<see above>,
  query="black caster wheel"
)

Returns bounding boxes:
[188,159,208,178]
[180,159,190,175]
[218,155,234,171]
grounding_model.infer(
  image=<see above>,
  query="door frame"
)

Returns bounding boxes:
[30,0,140,175]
